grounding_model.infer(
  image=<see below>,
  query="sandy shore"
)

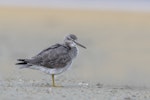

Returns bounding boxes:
[1,77,150,100]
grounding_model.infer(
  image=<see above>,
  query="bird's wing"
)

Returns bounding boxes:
[29,44,71,68]
[36,43,61,56]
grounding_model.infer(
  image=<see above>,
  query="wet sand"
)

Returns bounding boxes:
[0,7,150,99]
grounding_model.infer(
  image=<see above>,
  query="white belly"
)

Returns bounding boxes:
[29,61,72,75]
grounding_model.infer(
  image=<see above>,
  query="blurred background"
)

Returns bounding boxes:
[0,0,150,87]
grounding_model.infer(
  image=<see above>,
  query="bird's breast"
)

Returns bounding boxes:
[69,47,78,59]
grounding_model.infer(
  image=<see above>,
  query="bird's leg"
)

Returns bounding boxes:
[51,74,63,87]
[52,74,56,87]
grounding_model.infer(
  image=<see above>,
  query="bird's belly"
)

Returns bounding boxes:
[31,61,72,75]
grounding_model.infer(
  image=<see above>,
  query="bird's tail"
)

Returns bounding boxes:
[16,59,28,65]
[16,59,32,69]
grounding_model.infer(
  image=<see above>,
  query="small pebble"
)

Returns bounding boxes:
[96,83,103,88]
[78,82,89,87]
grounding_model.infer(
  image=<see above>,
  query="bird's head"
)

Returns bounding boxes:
[64,34,86,49]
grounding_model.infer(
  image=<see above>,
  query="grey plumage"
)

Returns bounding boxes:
[29,44,76,69]
[16,34,86,75]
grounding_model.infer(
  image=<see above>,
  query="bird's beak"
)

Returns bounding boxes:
[74,41,86,49]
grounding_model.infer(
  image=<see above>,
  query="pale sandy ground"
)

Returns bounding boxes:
[0,7,150,100]
[1,77,150,100]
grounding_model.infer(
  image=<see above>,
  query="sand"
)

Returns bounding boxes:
[1,76,150,100]
[1,77,150,100]
[0,7,150,100]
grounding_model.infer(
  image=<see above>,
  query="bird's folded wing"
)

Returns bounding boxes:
[28,43,71,68]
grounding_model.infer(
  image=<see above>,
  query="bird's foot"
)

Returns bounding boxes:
[52,84,63,87]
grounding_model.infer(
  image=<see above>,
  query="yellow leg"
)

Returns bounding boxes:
[52,74,56,87]
[51,74,63,87]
